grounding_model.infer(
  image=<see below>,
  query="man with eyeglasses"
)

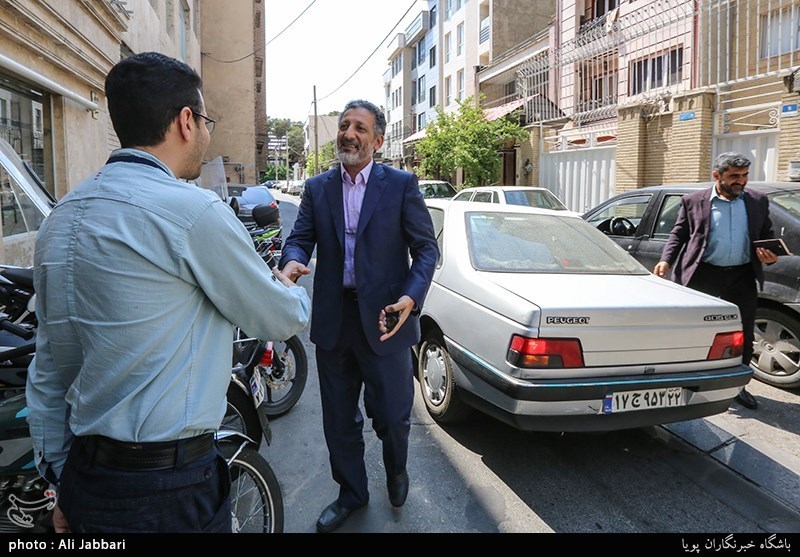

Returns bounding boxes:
[26,51,310,533]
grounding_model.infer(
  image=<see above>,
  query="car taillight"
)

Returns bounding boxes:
[706,331,744,360]
[507,335,584,368]
[258,341,274,368]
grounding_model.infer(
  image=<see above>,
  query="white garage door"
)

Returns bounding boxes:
[539,146,616,214]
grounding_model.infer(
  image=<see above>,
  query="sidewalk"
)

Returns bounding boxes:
[661,379,800,513]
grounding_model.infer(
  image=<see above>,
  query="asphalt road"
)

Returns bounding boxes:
[264,191,800,537]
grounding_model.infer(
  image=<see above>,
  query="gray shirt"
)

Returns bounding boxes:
[26,148,310,481]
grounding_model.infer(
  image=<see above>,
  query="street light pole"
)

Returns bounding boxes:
[313,85,319,176]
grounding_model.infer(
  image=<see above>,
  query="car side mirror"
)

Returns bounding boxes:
[228,197,239,216]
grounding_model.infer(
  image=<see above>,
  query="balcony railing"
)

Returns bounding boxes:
[479,17,490,44]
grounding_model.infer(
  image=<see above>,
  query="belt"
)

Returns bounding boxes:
[77,433,215,471]
[343,288,358,302]
[700,262,751,272]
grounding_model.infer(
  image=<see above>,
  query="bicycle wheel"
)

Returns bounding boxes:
[226,446,284,533]
[262,335,308,417]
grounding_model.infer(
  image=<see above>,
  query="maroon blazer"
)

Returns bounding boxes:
[660,186,774,288]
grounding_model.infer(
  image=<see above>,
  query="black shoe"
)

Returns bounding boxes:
[387,470,409,508]
[316,500,359,533]
[736,388,758,410]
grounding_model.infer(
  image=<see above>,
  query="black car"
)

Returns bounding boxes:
[583,182,800,389]
[227,185,280,227]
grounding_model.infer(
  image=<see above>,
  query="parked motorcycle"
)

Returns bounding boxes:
[223,201,308,433]
[0,266,285,533]
[0,309,52,533]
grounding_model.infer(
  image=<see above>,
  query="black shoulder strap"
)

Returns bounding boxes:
[106,154,170,176]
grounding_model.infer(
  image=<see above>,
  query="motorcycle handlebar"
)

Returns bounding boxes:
[0,317,34,340]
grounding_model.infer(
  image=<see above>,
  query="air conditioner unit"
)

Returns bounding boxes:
[788,160,800,181]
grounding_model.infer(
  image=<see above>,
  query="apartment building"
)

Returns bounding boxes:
[304,113,338,160]
[384,0,550,174]
[201,0,267,185]
[501,0,800,213]
[0,0,264,265]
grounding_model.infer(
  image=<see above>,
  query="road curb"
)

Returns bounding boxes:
[662,416,800,514]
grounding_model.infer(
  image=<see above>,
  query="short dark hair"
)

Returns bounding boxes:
[104,51,204,148]
[339,99,386,137]
[714,152,751,174]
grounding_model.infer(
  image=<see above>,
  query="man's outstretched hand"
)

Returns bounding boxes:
[280,260,312,283]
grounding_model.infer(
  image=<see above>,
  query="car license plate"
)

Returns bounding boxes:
[249,368,266,407]
[602,387,685,414]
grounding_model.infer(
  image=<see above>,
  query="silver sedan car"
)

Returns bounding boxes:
[416,200,753,432]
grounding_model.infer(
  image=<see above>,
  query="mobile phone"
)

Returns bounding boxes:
[753,238,793,257]
[384,312,400,333]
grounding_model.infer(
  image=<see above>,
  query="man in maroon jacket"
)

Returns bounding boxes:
[653,152,779,410]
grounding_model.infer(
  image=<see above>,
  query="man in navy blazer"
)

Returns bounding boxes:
[280,100,438,532]
[654,152,778,410]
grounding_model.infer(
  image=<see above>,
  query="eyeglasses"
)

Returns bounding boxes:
[192,110,216,134]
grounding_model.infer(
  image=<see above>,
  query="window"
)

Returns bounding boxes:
[429,45,436,68]
[418,75,426,103]
[418,112,426,130]
[445,76,452,106]
[430,85,437,108]
[417,36,426,66]
[584,194,652,236]
[411,80,417,105]
[595,0,618,18]
[629,48,683,95]
[653,195,684,238]
[761,6,800,57]
[430,5,437,27]
[445,33,452,63]
[0,166,45,239]
[392,54,403,77]
[0,83,51,188]
[445,0,453,21]
[457,23,464,56]
[411,46,417,69]
[457,70,464,101]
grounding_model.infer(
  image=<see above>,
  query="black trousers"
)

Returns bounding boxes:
[315,295,414,510]
[58,437,231,533]
[688,262,757,363]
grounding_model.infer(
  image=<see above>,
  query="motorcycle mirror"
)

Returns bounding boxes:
[252,203,280,228]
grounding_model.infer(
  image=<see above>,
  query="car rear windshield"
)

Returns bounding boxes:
[466,212,648,274]
[229,186,275,206]
[503,189,568,211]
[420,182,456,198]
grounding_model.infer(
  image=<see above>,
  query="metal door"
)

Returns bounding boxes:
[539,146,616,214]
[714,132,778,181]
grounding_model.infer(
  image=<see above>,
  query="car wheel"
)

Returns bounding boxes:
[417,332,471,423]
[751,306,800,389]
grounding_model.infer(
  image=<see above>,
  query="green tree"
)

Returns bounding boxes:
[305,140,338,177]
[261,163,289,181]
[416,96,529,188]
[287,125,305,165]
[268,117,305,165]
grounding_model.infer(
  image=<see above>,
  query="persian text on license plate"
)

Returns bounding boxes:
[249,369,266,407]
[602,387,686,414]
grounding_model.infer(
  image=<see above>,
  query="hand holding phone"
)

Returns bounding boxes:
[378,295,416,342]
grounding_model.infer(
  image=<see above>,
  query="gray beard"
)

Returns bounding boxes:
[338,149,365,167]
